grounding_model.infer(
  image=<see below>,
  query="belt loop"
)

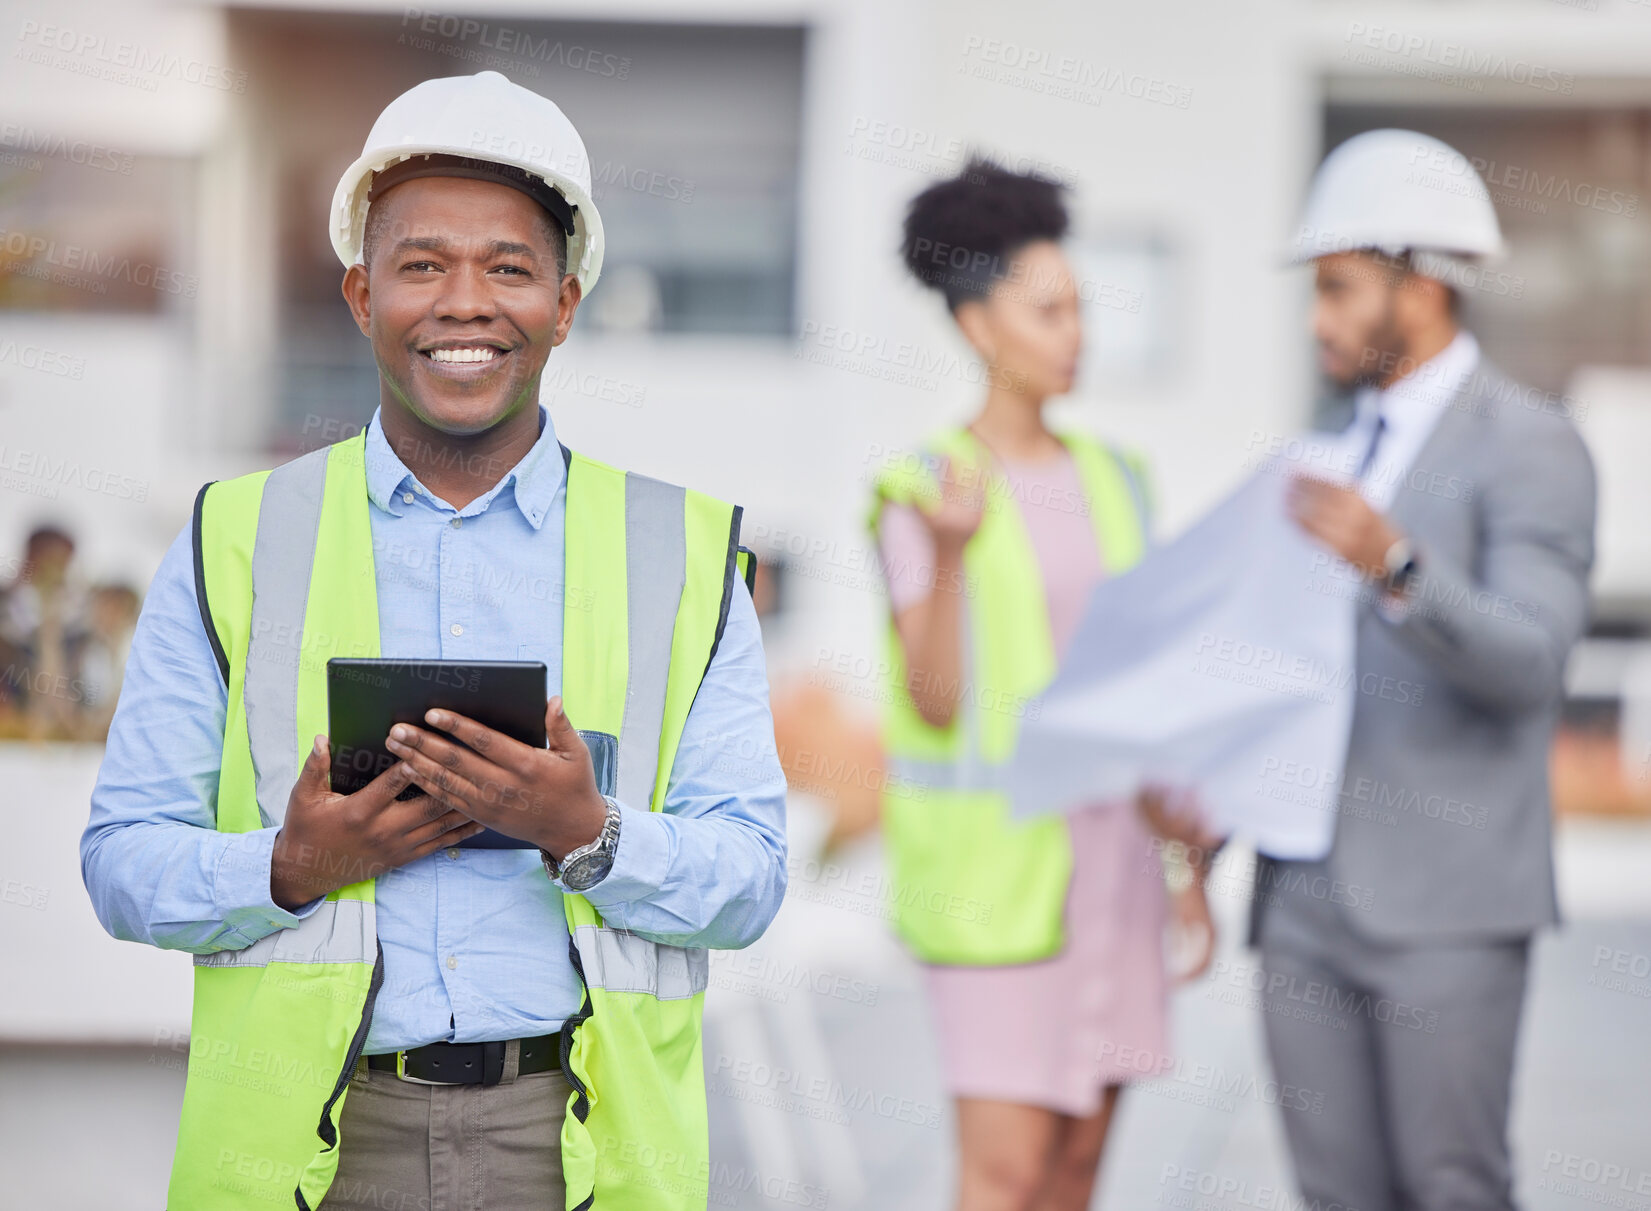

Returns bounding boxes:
[481,1039,506,1087]
[500,1038,522,1085]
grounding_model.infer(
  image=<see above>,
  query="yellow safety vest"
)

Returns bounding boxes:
[868,427,1150,964]
[173,430,750,1210]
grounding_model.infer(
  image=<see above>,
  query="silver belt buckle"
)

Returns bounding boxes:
[394,1049,454,1086]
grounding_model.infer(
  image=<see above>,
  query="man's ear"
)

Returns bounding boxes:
[1412,273,1451,322]
[341,263,371,338]
[1391,270,1445,335]
[552,272,583,347]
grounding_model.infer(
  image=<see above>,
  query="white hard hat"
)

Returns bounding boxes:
[330,70,605,294]
[1290,128,1506,274]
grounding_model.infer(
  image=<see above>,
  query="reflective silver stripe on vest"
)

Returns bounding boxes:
[1108,445,1152,544]
[193,897,376,968]
[616,472,686,809]
[571,923,708,1000]
[567,474,701,1004]
[886,754,1006,793]
[244,446,332,829]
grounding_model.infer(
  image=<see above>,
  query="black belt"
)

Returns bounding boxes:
[366,1032,562,1086]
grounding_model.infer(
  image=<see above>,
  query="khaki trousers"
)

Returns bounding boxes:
[317,1050,571,1211]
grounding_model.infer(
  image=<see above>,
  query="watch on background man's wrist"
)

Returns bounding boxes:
[541,795,622,892]
[1382,536,1419,594]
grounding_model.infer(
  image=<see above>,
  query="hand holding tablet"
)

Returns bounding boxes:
[326,658,618,854]
[327,659,551,849]
[383,694,611,861]
[270,658,622,910]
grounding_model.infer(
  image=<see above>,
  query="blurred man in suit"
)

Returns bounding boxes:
[1256,129,1597,1210]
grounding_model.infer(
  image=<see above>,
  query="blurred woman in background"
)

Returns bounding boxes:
[868,158,1215,1211]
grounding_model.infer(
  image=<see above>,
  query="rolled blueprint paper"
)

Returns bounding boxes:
[1006,435,1362,860]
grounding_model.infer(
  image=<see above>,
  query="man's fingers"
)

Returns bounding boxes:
[399,752,483,816]
[547,697,595,773]
[297,734,332,798]
[350,755,419,810]
[1293,510,1335,542]
[1291,472,1348,496]
[1287,475,1351,519]
[404,766,468,815]
[546,696,581,753]
[422,709,530,776]
[388,724,498,792]
[405,808,483,849]
[375,786,450,835]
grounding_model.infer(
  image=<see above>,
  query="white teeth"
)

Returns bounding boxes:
[427,347,501,363]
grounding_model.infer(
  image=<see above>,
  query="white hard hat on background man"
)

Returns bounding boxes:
[330,70,606,295]
[1289,128,1506,281]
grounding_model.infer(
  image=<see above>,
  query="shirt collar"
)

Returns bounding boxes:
[1354,329,1481,433]
[362,403,564,530]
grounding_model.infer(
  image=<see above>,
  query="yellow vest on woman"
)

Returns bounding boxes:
[868,427,1150,965]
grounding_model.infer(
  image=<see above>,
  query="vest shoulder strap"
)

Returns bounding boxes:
[556,443,745,809]
[683,484,744,683]
[1058,430,1154,532]
[193,467,279,687]
[557,441,745,675]
[192,481,230,685]
[865,427,978,530]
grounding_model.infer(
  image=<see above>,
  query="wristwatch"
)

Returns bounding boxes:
[542,795,622,892]
[1382,536,1419,594]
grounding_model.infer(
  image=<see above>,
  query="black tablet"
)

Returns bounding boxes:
[327,658,549,850]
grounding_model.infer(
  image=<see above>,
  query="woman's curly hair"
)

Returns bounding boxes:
[900,155,1070,311]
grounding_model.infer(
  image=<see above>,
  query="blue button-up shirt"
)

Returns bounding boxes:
[81,403,787,1053]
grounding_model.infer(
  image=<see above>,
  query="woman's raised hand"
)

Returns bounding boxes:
[915,454,987,552]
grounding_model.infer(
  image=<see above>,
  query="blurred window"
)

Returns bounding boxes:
[0,145,195,316]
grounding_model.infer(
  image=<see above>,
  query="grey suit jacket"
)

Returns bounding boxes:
[1249,359,1597,946]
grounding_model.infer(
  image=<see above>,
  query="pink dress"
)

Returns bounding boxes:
[878,447,1169,1115]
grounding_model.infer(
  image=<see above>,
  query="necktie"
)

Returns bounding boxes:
[1355,413,1387,482]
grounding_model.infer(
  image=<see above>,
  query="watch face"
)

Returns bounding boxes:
[561,852,614,892]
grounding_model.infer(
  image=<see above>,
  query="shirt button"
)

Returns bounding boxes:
[446,955,458,970]
[450,623,463,637]
[446,847,460,860]
[450,517,462,529]
[401,491,414,504]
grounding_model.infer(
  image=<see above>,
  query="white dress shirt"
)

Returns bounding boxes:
[1348,329,1480,510]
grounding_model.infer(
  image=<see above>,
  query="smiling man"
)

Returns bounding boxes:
[81,71,787,1211]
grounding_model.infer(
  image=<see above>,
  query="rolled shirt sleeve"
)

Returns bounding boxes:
[79,521,322,955]
[580,574,789,950]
